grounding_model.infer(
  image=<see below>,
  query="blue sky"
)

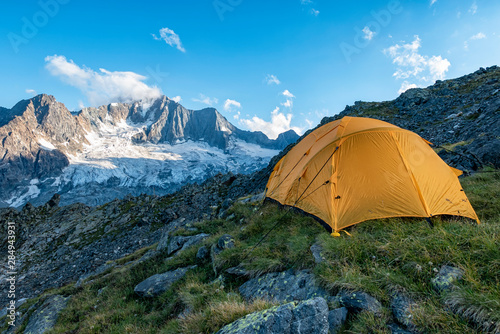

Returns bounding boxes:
[1,0,498,138]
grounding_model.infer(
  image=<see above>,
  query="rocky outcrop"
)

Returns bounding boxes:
[134,265,197,298]
[320,65,500,170]
[23,295,70,334]
[239,270,330,303]
[0,95,86,192]
[215,297,329,334]
[76,96,297,151]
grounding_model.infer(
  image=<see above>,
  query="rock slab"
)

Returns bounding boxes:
[239,269,330,303]
[216,297,329,334]
[134,265,196,298]
[24,295,70,334]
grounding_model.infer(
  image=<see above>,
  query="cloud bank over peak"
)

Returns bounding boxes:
[241,106,302,140]
[44,55,162,107]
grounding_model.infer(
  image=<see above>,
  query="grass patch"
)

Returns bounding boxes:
[434,139,473,153]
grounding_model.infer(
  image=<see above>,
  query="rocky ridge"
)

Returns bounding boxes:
[0,95,298,208]
[321,65,500,170]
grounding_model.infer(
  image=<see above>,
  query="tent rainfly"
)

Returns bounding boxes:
[265,116,479,235]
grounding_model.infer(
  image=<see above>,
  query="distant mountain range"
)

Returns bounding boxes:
[0,94,299,207]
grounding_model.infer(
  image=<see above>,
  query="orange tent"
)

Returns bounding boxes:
[265,116,479,234]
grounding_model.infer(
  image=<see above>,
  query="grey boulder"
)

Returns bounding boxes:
[338,290,383,315]
[134,265,196,298]
[239,269,330,303]
[196,246,210,260]
[216,297,329,334]
[24,295,70,334]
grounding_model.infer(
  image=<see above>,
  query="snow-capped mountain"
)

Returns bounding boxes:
[0,94,299,207]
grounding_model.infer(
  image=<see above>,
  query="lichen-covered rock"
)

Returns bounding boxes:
[24,295,70,334]
[167,233,210,256]
[431,265,464,292]
[310,242,326,264]
[391,292,418,331]
[134,265,196,297]
[216,297,329,334]
[239,269,330,303]
[338,290,383,315]
[328,307,348,333]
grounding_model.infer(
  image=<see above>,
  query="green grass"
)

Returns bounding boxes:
[433,140,473,154]
[2,170,497,333]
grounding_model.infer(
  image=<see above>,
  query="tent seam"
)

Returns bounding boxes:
[390,131,432,217]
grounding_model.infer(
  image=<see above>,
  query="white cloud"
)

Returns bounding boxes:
[300,0,312,4]
[362,26,376,41]
[430,0,437,6]
[310,8,320,16]
[152,27,186,52]
[469,1,477,14]
[470,32,486,40]
[383,36,451,91]
[465,32,487,50]
[281,90,295,109]
[171,96,182,103]
[240,107,302,139]
[282,89,295,98]
[233,111,241,120]
[427,55,451,80]
[26,89,37,96]
[398,81,419,94]
[192,94,218,106]
[224,99,241,111]
[266,74,281,85]
[45,55,162,106]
